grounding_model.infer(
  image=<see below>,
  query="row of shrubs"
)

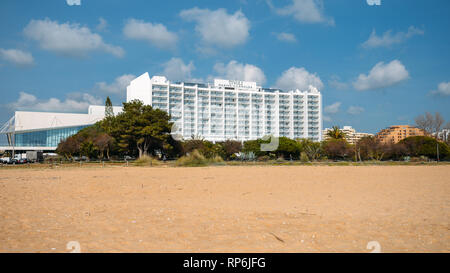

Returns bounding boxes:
[56,125,450,165]
[178,135,450,163]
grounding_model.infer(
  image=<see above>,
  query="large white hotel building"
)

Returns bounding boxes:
[127,72,322,142]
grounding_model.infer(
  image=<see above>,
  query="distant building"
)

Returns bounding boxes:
[434,129,450,142]
[322,126,373,144]
[376,125,425,144]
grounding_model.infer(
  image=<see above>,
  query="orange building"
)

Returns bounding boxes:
[376,125,426,144]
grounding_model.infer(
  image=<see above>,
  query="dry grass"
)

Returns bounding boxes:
[133,155,160,166]
[175,150,224,167]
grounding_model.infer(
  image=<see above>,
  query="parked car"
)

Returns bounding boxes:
[0,157,11,164]
[18,158,28,164]
[8,159,18,164]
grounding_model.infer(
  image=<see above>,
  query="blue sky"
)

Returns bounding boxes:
[0,0,449,133]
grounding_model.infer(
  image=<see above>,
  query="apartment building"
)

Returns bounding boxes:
[434,129,450,142]
[376,125,425,144]
[322,126,373,144]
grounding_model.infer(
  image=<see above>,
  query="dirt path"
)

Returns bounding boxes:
[0,165,448,252]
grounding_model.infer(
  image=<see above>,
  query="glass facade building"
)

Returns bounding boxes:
[0,125,88,149]
[13,126,88,147]
[0,105,121,151]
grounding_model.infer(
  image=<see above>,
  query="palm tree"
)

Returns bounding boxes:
[326,126,346,140]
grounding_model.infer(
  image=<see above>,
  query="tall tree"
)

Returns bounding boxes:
[433,112,445,139]
[356,136,388,161]
[56,136,79,159]
[110,100,172,158]
[415,112,445,137]
[102,97,115,135]
[415,112,433,134]
[93,133,114,159]
[323,139,350,160]
[105,96,114,118]
[445,122,450,130]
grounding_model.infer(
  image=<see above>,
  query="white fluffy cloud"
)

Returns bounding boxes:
[353,60,409,91]
[0,48,34,66]
[11,92,102,113]
[66,0,81,6]
[23,18,124,57]
[324,102,341,114]
[96,17,108,32]
[275,32,297,43]
[275,67,323,91]
[362,26,424,48]
[268,0,334,25]
[123,19,178,49]
[214,60,266,85]
[430,82,450,96]
[161,58,196,82]
[180,8,250,48]
[95,74,136,95]
[347,106,365,115]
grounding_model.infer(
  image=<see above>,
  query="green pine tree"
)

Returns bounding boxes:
[105,96,114,118]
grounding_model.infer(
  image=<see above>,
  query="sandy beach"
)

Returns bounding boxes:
[0,165,449,252]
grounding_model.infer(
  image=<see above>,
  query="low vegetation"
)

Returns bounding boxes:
[175,150,224,167]
[133,155,160,166]
[54,102,450,167]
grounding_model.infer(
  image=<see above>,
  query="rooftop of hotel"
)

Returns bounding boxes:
[129,73,321,94]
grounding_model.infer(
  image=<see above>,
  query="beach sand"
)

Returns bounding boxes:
[0,165,448,252]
